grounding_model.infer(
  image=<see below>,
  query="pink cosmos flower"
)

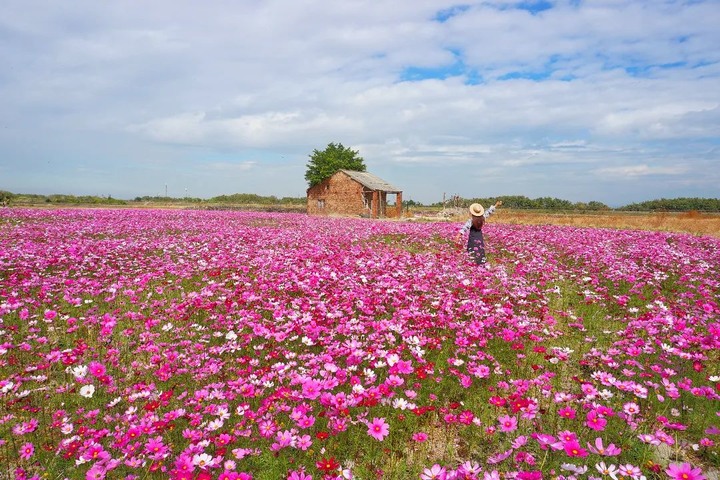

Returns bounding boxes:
[288,470,312,480]
[458,461,480,476]
[563,440,588,458]
[413,432,428,442]
[421,464,447,480]
[512,435,528,449]
[557,430,577,443]
[666,463,706,480]
[618,464,642,479]
[532,433,557,450]
[217,472,239,480]
[19,442,34,460]
[498,414,518,432]
[86,465,106,480]
[558,406,576,419]
[623,402,640,416]
[587,437,621,456]
[88,361,106,377]
[367,417,389,441]
[586,410,608,431]
[487,449,513,464]
[394,359,414,374]
[301,379,322,399]
[296,434,312,450]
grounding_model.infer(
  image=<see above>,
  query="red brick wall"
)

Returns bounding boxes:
[306,172,370,216]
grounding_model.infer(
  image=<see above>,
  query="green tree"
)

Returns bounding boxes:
[305,142,366,187]
[0,190,15,206]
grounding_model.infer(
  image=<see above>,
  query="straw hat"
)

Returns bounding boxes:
[469,203,484,217]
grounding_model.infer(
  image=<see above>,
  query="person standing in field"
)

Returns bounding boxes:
[456,200,502,265]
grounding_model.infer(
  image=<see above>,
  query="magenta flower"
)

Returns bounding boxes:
[586,410,608,431]
[88,361,107,377]
[666,463,706,480]
[367,417,389,441]
[558,406,576,419]
[287,470,312,480]
[301,379,322,399]
[563,440,588,458]
[413,432,428,442]
[19,442,34,460]
[86,465,106,480]
[497,414,518,432]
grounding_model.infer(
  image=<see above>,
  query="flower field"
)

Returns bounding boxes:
[1,208,718,480]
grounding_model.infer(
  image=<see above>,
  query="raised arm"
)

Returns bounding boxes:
[484,200,503,218]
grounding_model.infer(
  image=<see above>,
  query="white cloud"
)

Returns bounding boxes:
[1,0,718,204]
[593,164,689,177]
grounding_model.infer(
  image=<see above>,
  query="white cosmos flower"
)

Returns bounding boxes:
[79,385,95,398]
[206,418,223,431]
[193,453,215,469]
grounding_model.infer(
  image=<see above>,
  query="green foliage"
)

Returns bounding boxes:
[209,193,304,205]
[0,190,15,206]
[616,197,720,212]
[443,195,611,211]
[9,193,127,205]
[134,195,204,203]
[305,142,366,187]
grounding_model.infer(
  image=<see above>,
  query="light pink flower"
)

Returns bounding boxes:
[421,464,447,480]
[587,437,621,456]
[498,414,518,432]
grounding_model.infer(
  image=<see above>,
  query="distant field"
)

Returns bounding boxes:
[7,202,720,237]
[410,208,720,238]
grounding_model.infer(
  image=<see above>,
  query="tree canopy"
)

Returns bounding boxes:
[305,142,366,188]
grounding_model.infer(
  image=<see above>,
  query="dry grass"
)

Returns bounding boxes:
[493,210,720,238]
[407,208,720,238]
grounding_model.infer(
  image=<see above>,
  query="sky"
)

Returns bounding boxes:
[1,0,719,206]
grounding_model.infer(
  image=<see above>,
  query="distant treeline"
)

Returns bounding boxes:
[203,193,305,205]
[456,195,611,211]
[1,192,128,205]
[615,197,720,212]
[2,190,718,212]
[409,195,720,212]
[0,191,306,206]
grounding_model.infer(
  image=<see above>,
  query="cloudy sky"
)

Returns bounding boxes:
[1,0,718,206]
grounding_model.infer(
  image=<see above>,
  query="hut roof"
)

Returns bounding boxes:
[340,169,401,192]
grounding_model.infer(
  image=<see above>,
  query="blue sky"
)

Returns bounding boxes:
[1,0,719,206]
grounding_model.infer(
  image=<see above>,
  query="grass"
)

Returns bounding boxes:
[472,210,720,237]
[407,207,720,237]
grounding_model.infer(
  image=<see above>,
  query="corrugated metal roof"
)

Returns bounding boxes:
[340,169,401,192]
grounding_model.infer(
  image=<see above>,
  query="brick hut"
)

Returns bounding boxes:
[306,169,403,218]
